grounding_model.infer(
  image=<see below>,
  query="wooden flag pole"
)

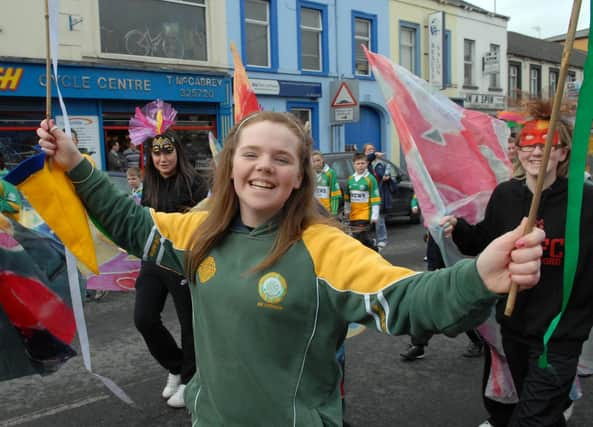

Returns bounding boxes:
[44,0,52,120]
[504,0,582,316]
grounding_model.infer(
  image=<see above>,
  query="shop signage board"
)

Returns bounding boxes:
[463,92,505,110]
[251,78,322,98]
[483,51,500,74]
[428,11,445,89]
[0,63,230,103]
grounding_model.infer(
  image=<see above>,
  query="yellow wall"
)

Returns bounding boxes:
[574,38,589,52]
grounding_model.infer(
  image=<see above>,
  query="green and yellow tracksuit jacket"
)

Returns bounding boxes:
[315,164,342,215]
[69,159,498,427]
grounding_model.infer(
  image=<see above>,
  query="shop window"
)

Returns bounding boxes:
[0,114,40,170]
[99,0,207,61]
[102,111,217,174]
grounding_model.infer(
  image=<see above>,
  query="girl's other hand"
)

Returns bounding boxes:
[37,119,83,171]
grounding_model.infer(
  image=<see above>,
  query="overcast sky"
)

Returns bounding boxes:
[468,0,591,38]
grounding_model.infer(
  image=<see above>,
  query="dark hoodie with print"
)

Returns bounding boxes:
[452,177,593,353]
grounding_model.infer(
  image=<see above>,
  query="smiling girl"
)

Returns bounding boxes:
[37,111,545,426]
[441,100,593,426]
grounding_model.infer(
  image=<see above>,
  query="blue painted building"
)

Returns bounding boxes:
[0,62,231,171]
[227,0,391,154]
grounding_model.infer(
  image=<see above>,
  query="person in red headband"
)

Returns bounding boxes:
[441,100,592,426]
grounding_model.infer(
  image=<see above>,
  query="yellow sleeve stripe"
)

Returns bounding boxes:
[150,210,209,250]
[371,197,381,204]
[330,190,342,198]
[302,224,417,294]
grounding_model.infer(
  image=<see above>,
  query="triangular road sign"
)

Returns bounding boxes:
[331,82,357,107]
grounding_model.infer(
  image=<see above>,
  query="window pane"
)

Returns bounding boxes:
[464,41,473,61]
[464,63,473,85]
[99,0,207,61]
[245,0,268,21]
[246,22,269,67]
[355,41,370,75]
[355,19,369,38]
[290,108,311,127]
[301,8,320,28]
[401,28,413,46]
[301,31,320,70]
[401,46,413,71]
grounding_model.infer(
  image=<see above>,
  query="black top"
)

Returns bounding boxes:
[141,173,208,213]
[453,178,593,352]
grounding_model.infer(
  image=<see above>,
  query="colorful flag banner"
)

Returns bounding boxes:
[230,42,261,122]
[0,212,79,381]
[363,46,511,262]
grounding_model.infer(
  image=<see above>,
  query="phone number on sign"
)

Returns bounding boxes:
[179,88,215,98]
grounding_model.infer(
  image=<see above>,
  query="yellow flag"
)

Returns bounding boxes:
[5,154,99,273]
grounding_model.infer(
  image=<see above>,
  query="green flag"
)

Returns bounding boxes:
[539,13,593,368]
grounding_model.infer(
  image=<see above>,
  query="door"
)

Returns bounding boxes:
[345,106,381,152]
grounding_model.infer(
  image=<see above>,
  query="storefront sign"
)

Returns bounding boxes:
[0,62,229,103]
[565,80,581,100]
[463,92,505,110]
[428,11,445,90]
[55,116,102,167]
[251,79,280,95]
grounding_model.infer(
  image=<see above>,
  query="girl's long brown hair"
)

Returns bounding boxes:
[185,112,331,279]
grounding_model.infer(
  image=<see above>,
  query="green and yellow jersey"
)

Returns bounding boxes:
[67,158,498,427]
[344,171,381,222]
[315,164,342,215]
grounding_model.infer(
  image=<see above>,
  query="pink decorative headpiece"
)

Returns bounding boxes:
[128,99,177,146]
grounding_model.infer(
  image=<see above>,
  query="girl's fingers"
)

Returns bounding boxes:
[508,259,540,276]
[514,227,545,249]
[513,272,541,289]
[510,245,543,264]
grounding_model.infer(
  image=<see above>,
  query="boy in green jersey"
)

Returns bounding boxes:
[344,152,381,248]
[311,151,342,215]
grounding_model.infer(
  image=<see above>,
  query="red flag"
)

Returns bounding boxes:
[363,46,511,231]
[230,42,260,122]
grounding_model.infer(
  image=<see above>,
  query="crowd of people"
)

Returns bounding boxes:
[0,94,588,426]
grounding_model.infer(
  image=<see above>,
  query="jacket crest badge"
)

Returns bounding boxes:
[198,256,216,283]
[258,272,288,305]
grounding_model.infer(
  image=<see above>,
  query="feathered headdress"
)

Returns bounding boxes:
[128,99,177,146]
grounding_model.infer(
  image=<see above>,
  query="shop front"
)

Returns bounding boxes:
[0,62,231,171]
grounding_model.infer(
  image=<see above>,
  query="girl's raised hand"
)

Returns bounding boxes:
[476,218,544,294]
[37,119,83,171]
